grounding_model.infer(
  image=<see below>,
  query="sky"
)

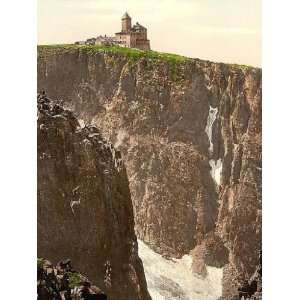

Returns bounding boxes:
[38,0,261,67]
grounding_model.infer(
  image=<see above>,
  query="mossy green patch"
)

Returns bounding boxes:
[229,63,253,71]
[67,272,82,289]
[37,258,45,268]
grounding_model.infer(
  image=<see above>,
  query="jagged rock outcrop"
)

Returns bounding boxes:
[37,258,107,299]
[190,232,229,276]
[215,68,262,299]
[38,46,261,299]
[37,94,151,300]
[237,250,262,300]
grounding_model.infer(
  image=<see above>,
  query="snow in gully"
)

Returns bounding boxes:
[138,240,223,300]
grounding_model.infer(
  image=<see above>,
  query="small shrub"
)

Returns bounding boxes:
[37,258,45,268]
[67,272,82,288]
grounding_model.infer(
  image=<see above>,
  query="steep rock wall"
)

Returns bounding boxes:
[38,46,261,298]
[37,94,151,300]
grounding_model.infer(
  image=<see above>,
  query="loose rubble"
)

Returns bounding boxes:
[37,258,107,300]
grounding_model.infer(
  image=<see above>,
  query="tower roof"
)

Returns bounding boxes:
[133,22,145,29]
[122,12,131,19]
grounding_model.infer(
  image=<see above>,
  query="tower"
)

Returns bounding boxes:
[122,12,131,33]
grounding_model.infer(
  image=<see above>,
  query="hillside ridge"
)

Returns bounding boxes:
[38,44,259,71]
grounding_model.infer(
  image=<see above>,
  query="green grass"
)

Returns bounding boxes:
[37,44,258,79]
[38,44,188,81]
[67,272,82,288]
[38,44,186,62]
[229,63,253,71]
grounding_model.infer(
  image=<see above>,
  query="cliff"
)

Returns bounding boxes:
[37,93,151,300]
[38,45,262,299]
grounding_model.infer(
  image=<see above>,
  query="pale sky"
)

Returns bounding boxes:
[38,0,261,67]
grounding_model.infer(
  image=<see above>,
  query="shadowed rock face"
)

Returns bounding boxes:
[216,70,262,299]
[38,47,261,299]
[37,94,151,300]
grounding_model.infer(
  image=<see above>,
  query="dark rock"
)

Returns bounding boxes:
[37,95,150,300]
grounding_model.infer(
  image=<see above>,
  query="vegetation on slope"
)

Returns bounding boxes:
[38,44,186,62]
[37,257,45,268]
[38,44,189,81]
[67,272,83,288]
[37,44,257,80]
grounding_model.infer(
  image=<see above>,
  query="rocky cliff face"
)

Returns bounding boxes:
[37,94,151,300]
[38,45,261,299]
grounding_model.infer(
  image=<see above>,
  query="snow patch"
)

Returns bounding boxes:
[209,159,222,186]
[205,106,218,154]
[138,239,223,300]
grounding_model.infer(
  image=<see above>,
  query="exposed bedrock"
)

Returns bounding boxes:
[38,47,261,299]
[37,94,151,300]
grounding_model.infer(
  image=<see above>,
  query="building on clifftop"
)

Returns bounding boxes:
[75,12,151,51]
[115,12,151,50]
